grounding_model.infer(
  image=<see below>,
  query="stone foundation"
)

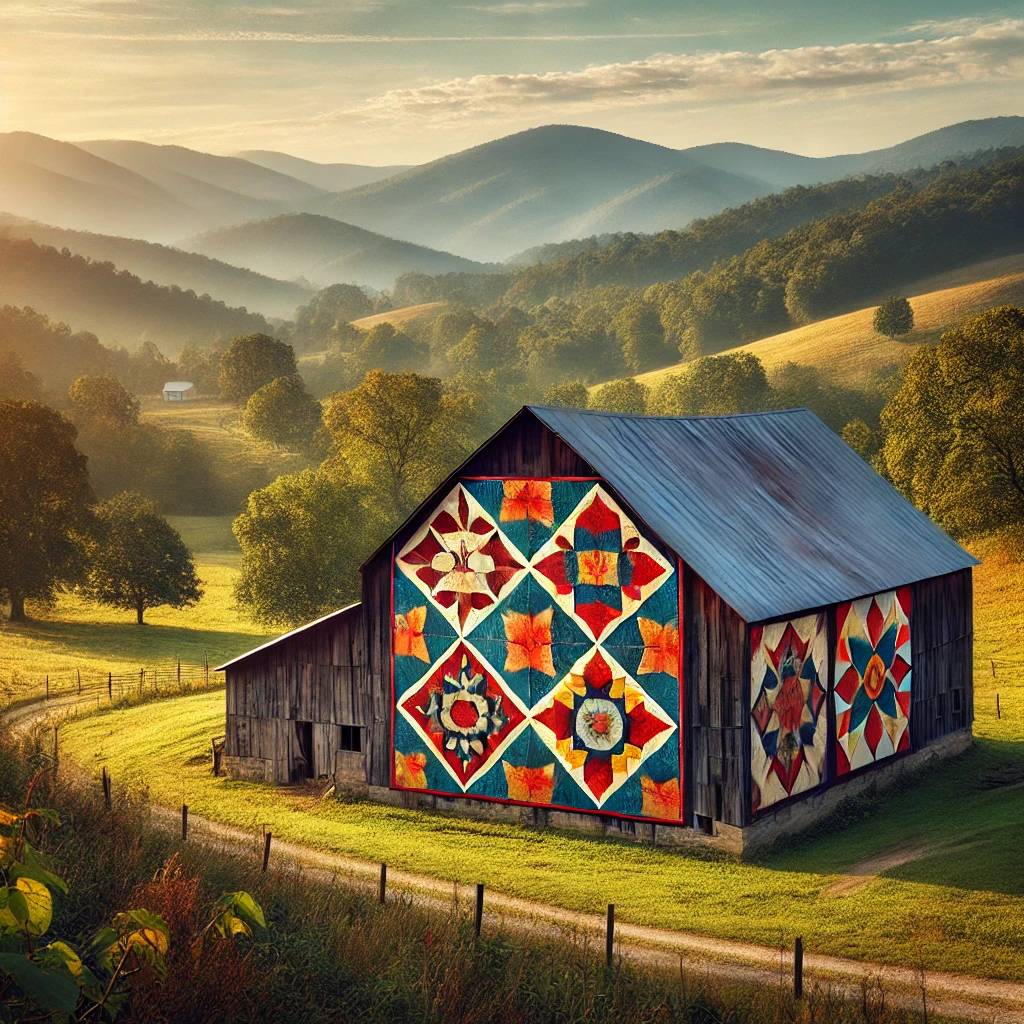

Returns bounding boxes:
[362,728,972,859]
[224,754,273,783]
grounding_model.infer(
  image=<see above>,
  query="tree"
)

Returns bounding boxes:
[0,353,43,401]
[610,297,670,373]
[293,284,373,349]
[357,322,429,373]
[590,377,649,414]
[243,374,323,447]
[542,379,589,408]
[68,374,140,427]
[85,492,202,624]
[233,469,366,627]
[324,370,474,521]
[841,419,881,463]
[0,401,93,621]
[649,352,771,416]
[218,333,297,403]
[446,321,516,373]
[882,306,1024,537]
[874,295,915,339]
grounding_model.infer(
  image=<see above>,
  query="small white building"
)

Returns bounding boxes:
[162,381,197,402]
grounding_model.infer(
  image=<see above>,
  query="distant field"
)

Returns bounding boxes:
[58,543,1024,982]
[350,301,447,331]
[633,252,1024,391]
[0,515,272,702]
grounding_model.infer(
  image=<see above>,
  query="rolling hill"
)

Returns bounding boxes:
[0,235,271,356]
[0,215,312,319]
[234,150,413,193]
[315,117,1024,262]
[182,213,489,289]
[631,252,1024,390]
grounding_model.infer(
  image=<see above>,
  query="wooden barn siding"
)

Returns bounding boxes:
[910,568,973,747]
[685,568,748,828]
[361,554,393,788]
[224,604,367,782]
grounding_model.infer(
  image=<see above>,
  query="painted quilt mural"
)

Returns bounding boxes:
[834,588,912,774]
[750,614,828,813]
[392,479,682,821]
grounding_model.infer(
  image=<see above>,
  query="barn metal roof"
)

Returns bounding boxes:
[527,405,977,623]
[162,382,194,391]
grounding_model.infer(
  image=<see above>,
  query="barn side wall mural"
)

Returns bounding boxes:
[749,614,828,813]
[392,478,682,822]
[834,588,913,774]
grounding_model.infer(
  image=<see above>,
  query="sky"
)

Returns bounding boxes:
[2,1,1023,164]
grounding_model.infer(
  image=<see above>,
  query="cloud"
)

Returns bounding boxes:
[352,18,1024,124]
[463,1,587,13]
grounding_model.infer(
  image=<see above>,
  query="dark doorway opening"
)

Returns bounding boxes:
[294,721,314,779]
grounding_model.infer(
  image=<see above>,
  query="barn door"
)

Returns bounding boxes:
[294,721,314,780]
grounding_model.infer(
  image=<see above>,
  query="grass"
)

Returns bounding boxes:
[632,252,1024,391]
[0,515,273,701]
[56,542,1024,984]
[350,301,447,331]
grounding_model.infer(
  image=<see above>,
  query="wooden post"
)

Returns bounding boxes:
[992,659,996,678]
[262,831,272,871]
[997,693,1001,719]
[794,936,803,1000]
[108,672,112,702]
[77,669,81,695]
[45,675,49,700]
[139,668,144,697]
[474,883,484,938]
[379,863,387,904]
[102,767,111,808]
[181,804,188,841]
[177,657,181,688]
[52,724,58,771]
[606,904,615,969]
[204,650,209,685]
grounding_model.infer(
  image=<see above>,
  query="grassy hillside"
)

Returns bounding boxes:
[0,215,312,319]
[349,301,447,331]
[633,253,1024,390]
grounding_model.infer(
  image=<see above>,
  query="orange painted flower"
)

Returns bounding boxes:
[640,775,681,819]
[503,607,555,676]
[395,750,428,788]
[503,761,555,803]
[637,619,679,677]
[500,480,554,527]
[395,606,430,662]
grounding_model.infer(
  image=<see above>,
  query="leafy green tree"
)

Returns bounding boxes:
[0,354,43,401]
[841,419,881,463]
[874,295,915,339]
[243,374,323,448]
[218,333,297,403]
[68,374,140,427]
[610,297,669,373]
[294,284,373,349]
[769,361,882,432]
[649,352,772,416]
[430,306,481,358]
[85,491,202,624]
[176,343,222,394]
[233,469,366,627]
[882,306,1024,536]
[324,370,474,521]
[0,401,93,621]
[542,379,589,408]
[590,377,649,415]
[357,322,429,373]
[446,321,516,373]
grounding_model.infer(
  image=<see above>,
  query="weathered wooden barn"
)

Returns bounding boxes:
[220,406,976,853]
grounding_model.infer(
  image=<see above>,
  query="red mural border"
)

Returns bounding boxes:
[388,475,686,826]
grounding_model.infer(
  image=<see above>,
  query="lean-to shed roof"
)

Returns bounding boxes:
[528,405,976,622]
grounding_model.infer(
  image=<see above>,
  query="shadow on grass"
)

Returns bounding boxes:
[760,737,1024,896]
[2,616,267,670]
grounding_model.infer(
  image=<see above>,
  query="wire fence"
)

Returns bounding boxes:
[1,659,223,716]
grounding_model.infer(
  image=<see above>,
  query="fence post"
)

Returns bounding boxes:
[379,863,387,904]
[102,767,111,808]
[606,903,615,969]
[77,669,81,695]
[262,831,272,871]
[181,804,188,841]
[205,650,209,686]
[139,668,144,697]
[474,882,484,938]
[992,659,996,678]
[794,936,803,1000]
[997,693,1001,719]
[45,675,49,700]
[108,672,112,702]
[177,658,181,688]
[52,724,58,772]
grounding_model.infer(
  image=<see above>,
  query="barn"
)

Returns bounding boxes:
[163,381,197,401]
[219,405,977,854]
